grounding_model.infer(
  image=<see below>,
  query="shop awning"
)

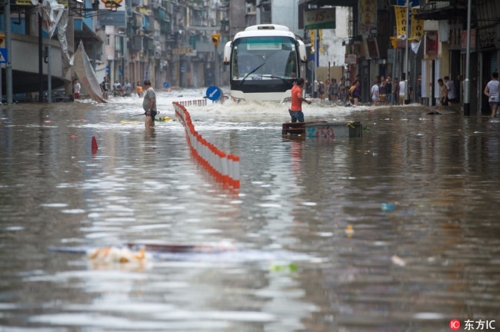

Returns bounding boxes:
[413,4,467,20]
[298,0,356,7]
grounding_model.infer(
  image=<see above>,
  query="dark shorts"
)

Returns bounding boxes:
[146,110,157,121]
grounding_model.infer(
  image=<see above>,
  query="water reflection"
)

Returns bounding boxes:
[1,97,500,331]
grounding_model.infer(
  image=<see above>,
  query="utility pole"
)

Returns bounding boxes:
[404,0,410,104]
[463,0,472,116]
[47,46,51,103]
[5,0,12,104]
[38,13,43,102]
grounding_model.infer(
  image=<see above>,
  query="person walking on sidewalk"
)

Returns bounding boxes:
[318,80,326,103]
[100,77,109,100]
[339,77,346,103]
[484,72,500,118]
[444,76,457,106]
[416,73,422,104]
[142,79,157,129]
[398,74,406,105]
[329,78,338,104]
[385,76,393,105]
[393,77,399,106]
[379,76,387,104]
[73,79,81,100]
[136,81,144,97]
[349,80,361,106]
[438,78,448,106]
[289,78,311,123]
[371,79,380,106]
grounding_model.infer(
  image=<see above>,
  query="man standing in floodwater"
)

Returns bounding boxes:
[289,77,311,123]
[142,79,157,129]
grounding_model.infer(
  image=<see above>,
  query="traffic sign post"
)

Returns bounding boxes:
[0,48,8,64]
[0,63,2,104]
[0,48,6,102]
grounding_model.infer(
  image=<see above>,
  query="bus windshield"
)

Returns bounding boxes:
[231,36,298,80]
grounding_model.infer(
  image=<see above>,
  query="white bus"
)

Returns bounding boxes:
[223,24,307,103]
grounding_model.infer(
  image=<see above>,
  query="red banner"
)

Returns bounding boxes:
[425,31,438,60]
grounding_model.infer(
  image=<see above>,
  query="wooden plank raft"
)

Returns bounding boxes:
[282,121,327,137]
[282,121,362,140]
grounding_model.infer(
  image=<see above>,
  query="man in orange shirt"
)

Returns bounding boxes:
[289,78,311,122]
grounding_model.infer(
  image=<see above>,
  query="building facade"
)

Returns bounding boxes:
[4,0,498,113]
[299,0,500,114]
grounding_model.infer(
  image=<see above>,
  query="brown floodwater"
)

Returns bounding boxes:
[1,94,499,331]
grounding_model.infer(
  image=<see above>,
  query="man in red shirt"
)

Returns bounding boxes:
[289,78,311,122]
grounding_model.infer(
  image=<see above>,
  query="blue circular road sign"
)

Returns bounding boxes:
[163,82,170,88]
[206,86,221,101]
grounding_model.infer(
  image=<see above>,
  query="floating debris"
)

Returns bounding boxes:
[156,116,171,122]
[87,247,148,264]
[270,263,298,272]
[381,203,394,211]
[345,225,354,237]
[391,255,406,266]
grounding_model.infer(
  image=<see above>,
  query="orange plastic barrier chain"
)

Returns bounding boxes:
[173,102,240,189]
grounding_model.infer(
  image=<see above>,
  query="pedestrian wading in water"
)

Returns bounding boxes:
[142,79,157,129]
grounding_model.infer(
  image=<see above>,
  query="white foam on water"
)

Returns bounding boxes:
[86,87,383,133]
[40,203,68,207]
[61,209,86,214]
[154,310,276,322]
[29,313,228,329]
[412,312,446,320]
[5,226,25,231]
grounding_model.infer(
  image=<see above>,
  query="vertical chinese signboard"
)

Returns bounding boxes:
[411,8,424,41]
[394,5,407,37]
[359,0,377,35]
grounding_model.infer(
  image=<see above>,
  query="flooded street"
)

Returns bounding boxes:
[1,91,500,331]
